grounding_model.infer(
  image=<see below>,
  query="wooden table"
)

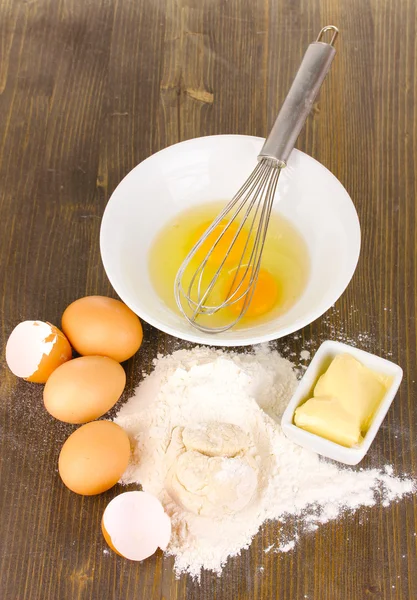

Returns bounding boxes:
[1,1,416,598]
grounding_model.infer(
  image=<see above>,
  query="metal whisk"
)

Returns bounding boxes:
[175,26,339,333]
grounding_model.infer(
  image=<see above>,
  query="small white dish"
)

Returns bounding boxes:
[281,340,403,465]
[100,135,360,346]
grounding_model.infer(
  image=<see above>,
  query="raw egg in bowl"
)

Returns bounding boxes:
[100,135,360,346]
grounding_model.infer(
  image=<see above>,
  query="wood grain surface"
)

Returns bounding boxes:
[1,0,416,598]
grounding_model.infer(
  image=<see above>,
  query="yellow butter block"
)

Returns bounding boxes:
[294,354,390,448]
[294,397,363,447]
[314,354,388,430]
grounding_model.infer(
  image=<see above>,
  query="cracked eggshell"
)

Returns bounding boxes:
[5,320,73,383]
[102,491,171,561]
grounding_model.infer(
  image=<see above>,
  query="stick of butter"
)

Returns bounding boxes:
[294,354,389,448]
[294,397,363,447]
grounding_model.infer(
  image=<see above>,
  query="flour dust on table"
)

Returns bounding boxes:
[114,345,415,579]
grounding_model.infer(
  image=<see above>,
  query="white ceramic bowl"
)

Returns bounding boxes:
[281,341,403,465]
[100,135,360,346]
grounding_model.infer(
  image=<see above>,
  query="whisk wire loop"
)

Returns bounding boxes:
[174,159,283,333]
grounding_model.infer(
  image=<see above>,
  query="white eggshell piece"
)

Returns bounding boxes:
[6,321,57,378]
[103,491,171,561]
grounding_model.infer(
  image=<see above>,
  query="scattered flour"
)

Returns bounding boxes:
[276,538,297,553]
[114,345,415,579]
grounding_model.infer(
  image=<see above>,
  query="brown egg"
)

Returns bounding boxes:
[62,296,143,363]
[58,421,130,495]
[5,320,72,383]
[43,356,126,424]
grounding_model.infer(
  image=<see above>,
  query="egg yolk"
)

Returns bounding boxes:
[191,220,248,266]
[225,267,279,318]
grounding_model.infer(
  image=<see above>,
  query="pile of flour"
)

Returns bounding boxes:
[114,345,415,578]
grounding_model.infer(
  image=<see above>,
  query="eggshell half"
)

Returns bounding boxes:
[5,320,72,383]
[58,421,130,495]
[102,491,171,561]
[62,296,143,362]
[44,356,126,424]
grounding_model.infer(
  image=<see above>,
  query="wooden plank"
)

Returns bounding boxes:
[0,0,416,598]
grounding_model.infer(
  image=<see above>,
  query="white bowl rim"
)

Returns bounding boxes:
[100,134,361,347]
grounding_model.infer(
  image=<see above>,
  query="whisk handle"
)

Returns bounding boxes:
[258,26,338,165]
